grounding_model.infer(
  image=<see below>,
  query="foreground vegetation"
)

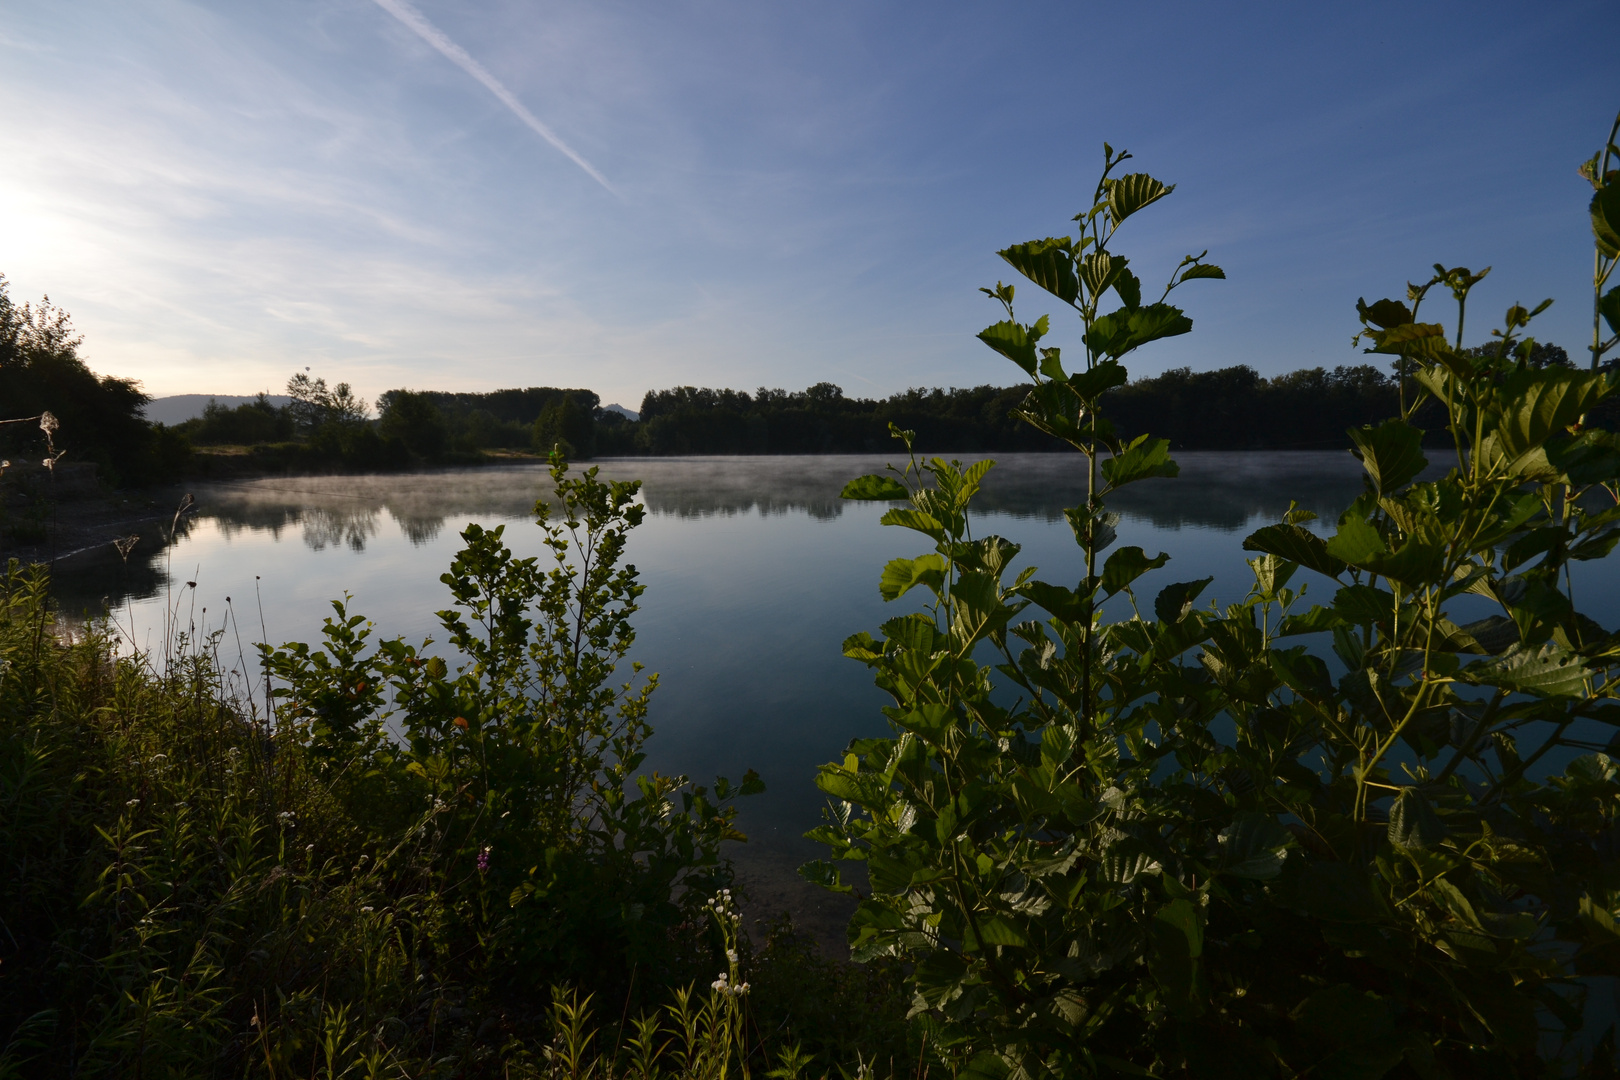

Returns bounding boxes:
[0,461,908,1078]
[808,132,1620,1076]
[7,115,1620,1079]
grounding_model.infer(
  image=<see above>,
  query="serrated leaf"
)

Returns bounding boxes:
[1324,515,1387,566]
[999,238,1079,304]
[1276,603,1345,635]
[1105,172,1175,223]
[1601,284,1620,337]
[879,554,947,602]
[1114,268,1142,310]
[1357,296,1413,328]
[1347,419,1427,494]
[880,507,945,540]
[1068,358,1129,399]
[841,474,909,500]
[1269,647,1333,699]
[1178,263,1225,281]
[1592,186,1620,258]
[1101,545,1169,597]
[977,320,1038,375]
[1366,321,1449,357]
[1494,368,1609,460]
[1018,581,1089,623]
[1243,523,1347,579]
[964,915,1028,950]
[1102,434,1178,489]
[1123,303,1193,352]
[1388,788,1447,849]
[1079,251,1124,300]
[1333,583,1395,626]
[1460,642,1593,697]
[1155,577,1213,624]
[1218,812,1293,879]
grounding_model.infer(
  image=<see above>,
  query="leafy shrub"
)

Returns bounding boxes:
[811,138,1620,1078]
[0,459,764,1076]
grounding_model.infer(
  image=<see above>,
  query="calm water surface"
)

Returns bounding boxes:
[58,452,1612,932]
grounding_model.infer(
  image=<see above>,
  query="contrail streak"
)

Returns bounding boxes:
[370,0,616,195]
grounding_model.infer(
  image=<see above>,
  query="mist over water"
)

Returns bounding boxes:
[53,451,1536,935]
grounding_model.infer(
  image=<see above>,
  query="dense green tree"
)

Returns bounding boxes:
[0,274,186,485]
[376,388,449,459]
[179,393,295,445]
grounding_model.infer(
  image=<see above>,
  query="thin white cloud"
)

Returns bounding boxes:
[369,0,615,196]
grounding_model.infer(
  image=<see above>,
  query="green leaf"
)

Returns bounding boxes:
[1365,536,1446,588]
[1333,584,1395,626]
[998,238,1079,304]
[1067,358,1129,400]
[841,474,909,501]
[1347,419,1426,494]
[1084,303,1193,358]
[1113,268,1142,310]
[879,554,947,602]
[1276,604,1345,636]
[1460,642,1592,697]
[1324,515,1386,566]
[1388,788,1446,849]
[1148,898,1202,1016]
[1494,368,1609,460]
[1218,812,1293,879]
[1155,577,1213,624]
[1601,284,1620,337]
[1105,172,1175,223]
[1101,546,1170,597]
[1269,647,1333,700]
[1123,303,1193,352]
[1038,346,1065,381]
[1357,297,1413,328]
[977,320,1038,376]
[1102,434,1179,489]
[1079,251,1125,300]
[1365,321,1448,357]
[1243,523,1347,579]
[964,915,1028,950]
[880,507,945,541]
[1178,263,1225,281]
[797,859,854,894]
[1019,581,1089,624]
[1592,185,1620,258]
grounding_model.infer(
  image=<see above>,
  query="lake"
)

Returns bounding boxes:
[53,450,1597,939]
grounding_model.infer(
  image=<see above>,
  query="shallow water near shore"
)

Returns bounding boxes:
[48,451,1620,946]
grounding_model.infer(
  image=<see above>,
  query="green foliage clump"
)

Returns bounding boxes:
[0,459,773,1077]
[374,387,607,460]
[183,393,298,446]
[811,140,1620,1078]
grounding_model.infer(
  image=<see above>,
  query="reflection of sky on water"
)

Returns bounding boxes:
[46,452,1620,935]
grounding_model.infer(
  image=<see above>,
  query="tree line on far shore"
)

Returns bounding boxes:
[154,341,1611,471]
[3,264,1600,481]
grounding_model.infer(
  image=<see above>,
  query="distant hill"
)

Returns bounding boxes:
[145,394,291,426]
[603,403,639,421]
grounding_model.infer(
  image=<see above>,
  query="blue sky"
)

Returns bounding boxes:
[1,1,1615,410]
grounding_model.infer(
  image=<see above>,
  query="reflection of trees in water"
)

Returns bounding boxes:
[391,513,443,546]
[591,452,1376,531]
[299,507,381,552]
[101,454,1390,572]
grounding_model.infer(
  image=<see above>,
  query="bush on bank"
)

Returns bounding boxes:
[0,460,909,1078]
